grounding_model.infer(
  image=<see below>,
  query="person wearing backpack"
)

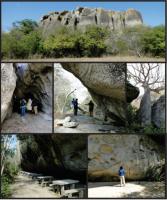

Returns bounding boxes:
[118,166,126,186]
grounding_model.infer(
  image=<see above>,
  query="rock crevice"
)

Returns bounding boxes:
[39,7,143,35]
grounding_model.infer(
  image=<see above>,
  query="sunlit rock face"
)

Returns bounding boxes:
[18,135,87,182]
[88,135,164,181]
[1,63,17,123]
[39,7,143,35]
[62,63,139,124]
[14,63,53,115]
[54,64,91,114]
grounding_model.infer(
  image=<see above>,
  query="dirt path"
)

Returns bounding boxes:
[88,182,165,198]
[2,112,52,133]
[2,56,165,62]
[54,113,124,133]
[10,174,58,198]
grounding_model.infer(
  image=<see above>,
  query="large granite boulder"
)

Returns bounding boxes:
[1,63,17,123]
[14,63,53,115]
[88,135,164,181]
[39,7,143,35]
[152,95,165,128]
[18,135,87,181]
[61,63,139,124]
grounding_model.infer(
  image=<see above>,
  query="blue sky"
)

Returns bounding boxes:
[2,2,165,31]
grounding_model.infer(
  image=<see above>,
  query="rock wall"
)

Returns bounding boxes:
[88,135,165,181]
[152,95,165,128]
[39,7,143,35]
[14,63,53,115]
[1,63,17,123]
[18,135,87,182]
[62,63,139,124]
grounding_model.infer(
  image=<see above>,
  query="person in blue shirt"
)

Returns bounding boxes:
[118,166,126,186]
[20,98,27,117]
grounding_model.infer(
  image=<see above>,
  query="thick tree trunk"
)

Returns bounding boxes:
[139,88,151,126]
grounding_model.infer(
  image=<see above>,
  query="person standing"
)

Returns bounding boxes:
[74,99,78,116]
[32,99,38,115]
[118,166,126,187]
[88,100,94,117]
[27,98,32,113]
[20,98,27,117]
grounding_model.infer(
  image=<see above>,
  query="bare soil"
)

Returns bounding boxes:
[1,112,52,133]
[54,113,125,133]
[88,181,165,198]
[10,174,59,198]
[2,56,165,63]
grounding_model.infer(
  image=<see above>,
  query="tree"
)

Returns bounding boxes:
[128,63,165,126]
[13,19,38,34]
[1,135,16,175]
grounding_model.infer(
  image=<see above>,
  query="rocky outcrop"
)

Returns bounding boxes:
[88,135,165,181]
[14,63,53,115]
[152,95,165,128]
[62,63,139,124]
[39,7,143,35]
[1,63,17,123]
[18,135,87,182]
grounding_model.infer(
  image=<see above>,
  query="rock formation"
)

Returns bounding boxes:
[39,7,143,35]
[61,63,139,124]
[14,63,53,115]
[88,135,165,181]
[1,63,17,122]
[152,95,165,128]
[18,135,87,182]
[1,63,53,124]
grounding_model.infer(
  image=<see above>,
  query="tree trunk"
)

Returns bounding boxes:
[139,88,151,126]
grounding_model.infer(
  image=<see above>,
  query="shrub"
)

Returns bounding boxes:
[2,19,41,59]
[1,163,19,198]
[141,25,165,57]
[145,159,165,181]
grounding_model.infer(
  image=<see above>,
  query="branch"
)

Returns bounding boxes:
[150,86,165,94]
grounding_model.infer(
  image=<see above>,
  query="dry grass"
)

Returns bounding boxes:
[2,56,165,63]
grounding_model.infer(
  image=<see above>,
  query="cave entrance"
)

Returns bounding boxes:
[12,87,43,114]
[54,63,92,118]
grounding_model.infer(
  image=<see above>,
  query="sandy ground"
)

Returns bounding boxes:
[1,112,52,133]
[54,113,125,133]
[10,174,58,198]
[88,182,165,198]
[2,56,165,63]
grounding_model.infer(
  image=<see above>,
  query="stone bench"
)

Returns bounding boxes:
[41,180,53,187]
[63,188,85,198]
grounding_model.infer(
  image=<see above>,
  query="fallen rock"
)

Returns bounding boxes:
[64,116,72,122]
[63,121,79,128]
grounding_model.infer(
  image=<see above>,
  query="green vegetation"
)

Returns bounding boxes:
[145,159,165,181]
[1,19,165,59]
[1,135,19,198]
[127,104,165,134]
